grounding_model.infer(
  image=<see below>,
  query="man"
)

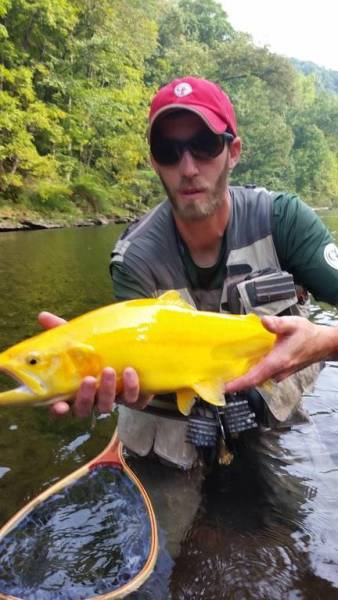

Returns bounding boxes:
[44,76,338,469]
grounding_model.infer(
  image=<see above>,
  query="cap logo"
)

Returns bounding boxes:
[174,82,193,97]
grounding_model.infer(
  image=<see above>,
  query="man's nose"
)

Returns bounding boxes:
[178,150,199,177]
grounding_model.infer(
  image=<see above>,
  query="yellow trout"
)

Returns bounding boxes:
[0,291,275,415]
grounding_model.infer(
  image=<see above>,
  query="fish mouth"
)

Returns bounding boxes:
[0,367,46,405]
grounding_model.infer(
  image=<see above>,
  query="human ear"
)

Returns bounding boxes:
[150,154,160,174]
[228,136,242,169]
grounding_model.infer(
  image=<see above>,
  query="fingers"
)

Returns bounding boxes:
[261,315,298,335]
[74,376,98,418]
[49,370,116,419]
[73,369,117,417]
[122,367,140,406]
[224,343,296,392]
[96,367,117,413]
[72,367,150,416]
[38,311,66,330]
[49,366,151,421]
[49,401,71,417]
[224,360,273,393]
[120,367,153,409]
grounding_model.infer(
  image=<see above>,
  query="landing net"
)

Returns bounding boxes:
[0,465,151,599]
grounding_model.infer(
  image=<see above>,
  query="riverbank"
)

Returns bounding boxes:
[0,204,140,232]
[0,204,334,233]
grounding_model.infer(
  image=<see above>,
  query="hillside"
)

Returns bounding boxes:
[292,59,338,94]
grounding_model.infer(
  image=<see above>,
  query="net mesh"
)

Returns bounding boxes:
[0,465,152,599]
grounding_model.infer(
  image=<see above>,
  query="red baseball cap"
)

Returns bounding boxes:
[149,76,237,137]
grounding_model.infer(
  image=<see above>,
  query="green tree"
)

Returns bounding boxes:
[1,0,338,217]
[288,74,338,203]
[177,0,234,46]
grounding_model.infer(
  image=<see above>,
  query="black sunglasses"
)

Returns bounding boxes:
[150,129,234,166]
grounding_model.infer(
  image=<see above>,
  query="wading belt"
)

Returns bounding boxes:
[144,392,261,449]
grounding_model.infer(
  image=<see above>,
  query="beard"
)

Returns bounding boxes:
[159,158,230,222]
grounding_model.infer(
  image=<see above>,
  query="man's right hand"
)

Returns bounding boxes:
[38,311,153,418]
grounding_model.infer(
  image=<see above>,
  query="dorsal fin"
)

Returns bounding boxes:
[157,290,194,310]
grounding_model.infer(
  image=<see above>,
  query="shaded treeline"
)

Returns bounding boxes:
[1,0,338,220]
[292,59,338,95]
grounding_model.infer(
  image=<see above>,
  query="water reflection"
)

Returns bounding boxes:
[0,225,124,348]
[169,369,338,599]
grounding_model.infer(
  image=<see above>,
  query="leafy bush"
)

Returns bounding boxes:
[106,169,163,210]
[131,169,164,207]
[71,174,112,214]
[20,181,74,213]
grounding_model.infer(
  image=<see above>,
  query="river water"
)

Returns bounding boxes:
[0,215,338,599]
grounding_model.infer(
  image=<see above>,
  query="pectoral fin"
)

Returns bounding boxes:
[66,343,102,377]
[176,388,197,415]
[192,379,225,408]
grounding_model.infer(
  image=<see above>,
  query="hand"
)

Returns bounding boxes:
[38,311,153,418]
[223,315,338,393]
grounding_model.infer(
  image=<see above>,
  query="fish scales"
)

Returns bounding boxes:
[0,291,275,415]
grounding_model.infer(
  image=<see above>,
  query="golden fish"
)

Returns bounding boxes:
[0,291,275,415]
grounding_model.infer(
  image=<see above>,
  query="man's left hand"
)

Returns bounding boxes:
[224,315,338,393]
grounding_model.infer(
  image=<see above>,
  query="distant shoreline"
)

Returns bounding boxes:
[0,205,334,233]
[0,216,133,233]
[0,209,140,233]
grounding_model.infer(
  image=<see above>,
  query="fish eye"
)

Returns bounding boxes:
[26,354,39,366]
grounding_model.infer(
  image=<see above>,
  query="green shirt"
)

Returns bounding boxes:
[112,192,338,306]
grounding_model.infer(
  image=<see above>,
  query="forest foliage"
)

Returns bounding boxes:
[1,0,338,220]
[292,59,338,95]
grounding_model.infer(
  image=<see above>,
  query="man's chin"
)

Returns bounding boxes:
[172,198,220,221]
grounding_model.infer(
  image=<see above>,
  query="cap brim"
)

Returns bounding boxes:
[148,104,228,138]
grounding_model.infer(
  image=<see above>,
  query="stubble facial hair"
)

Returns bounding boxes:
[159,156,230,222]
